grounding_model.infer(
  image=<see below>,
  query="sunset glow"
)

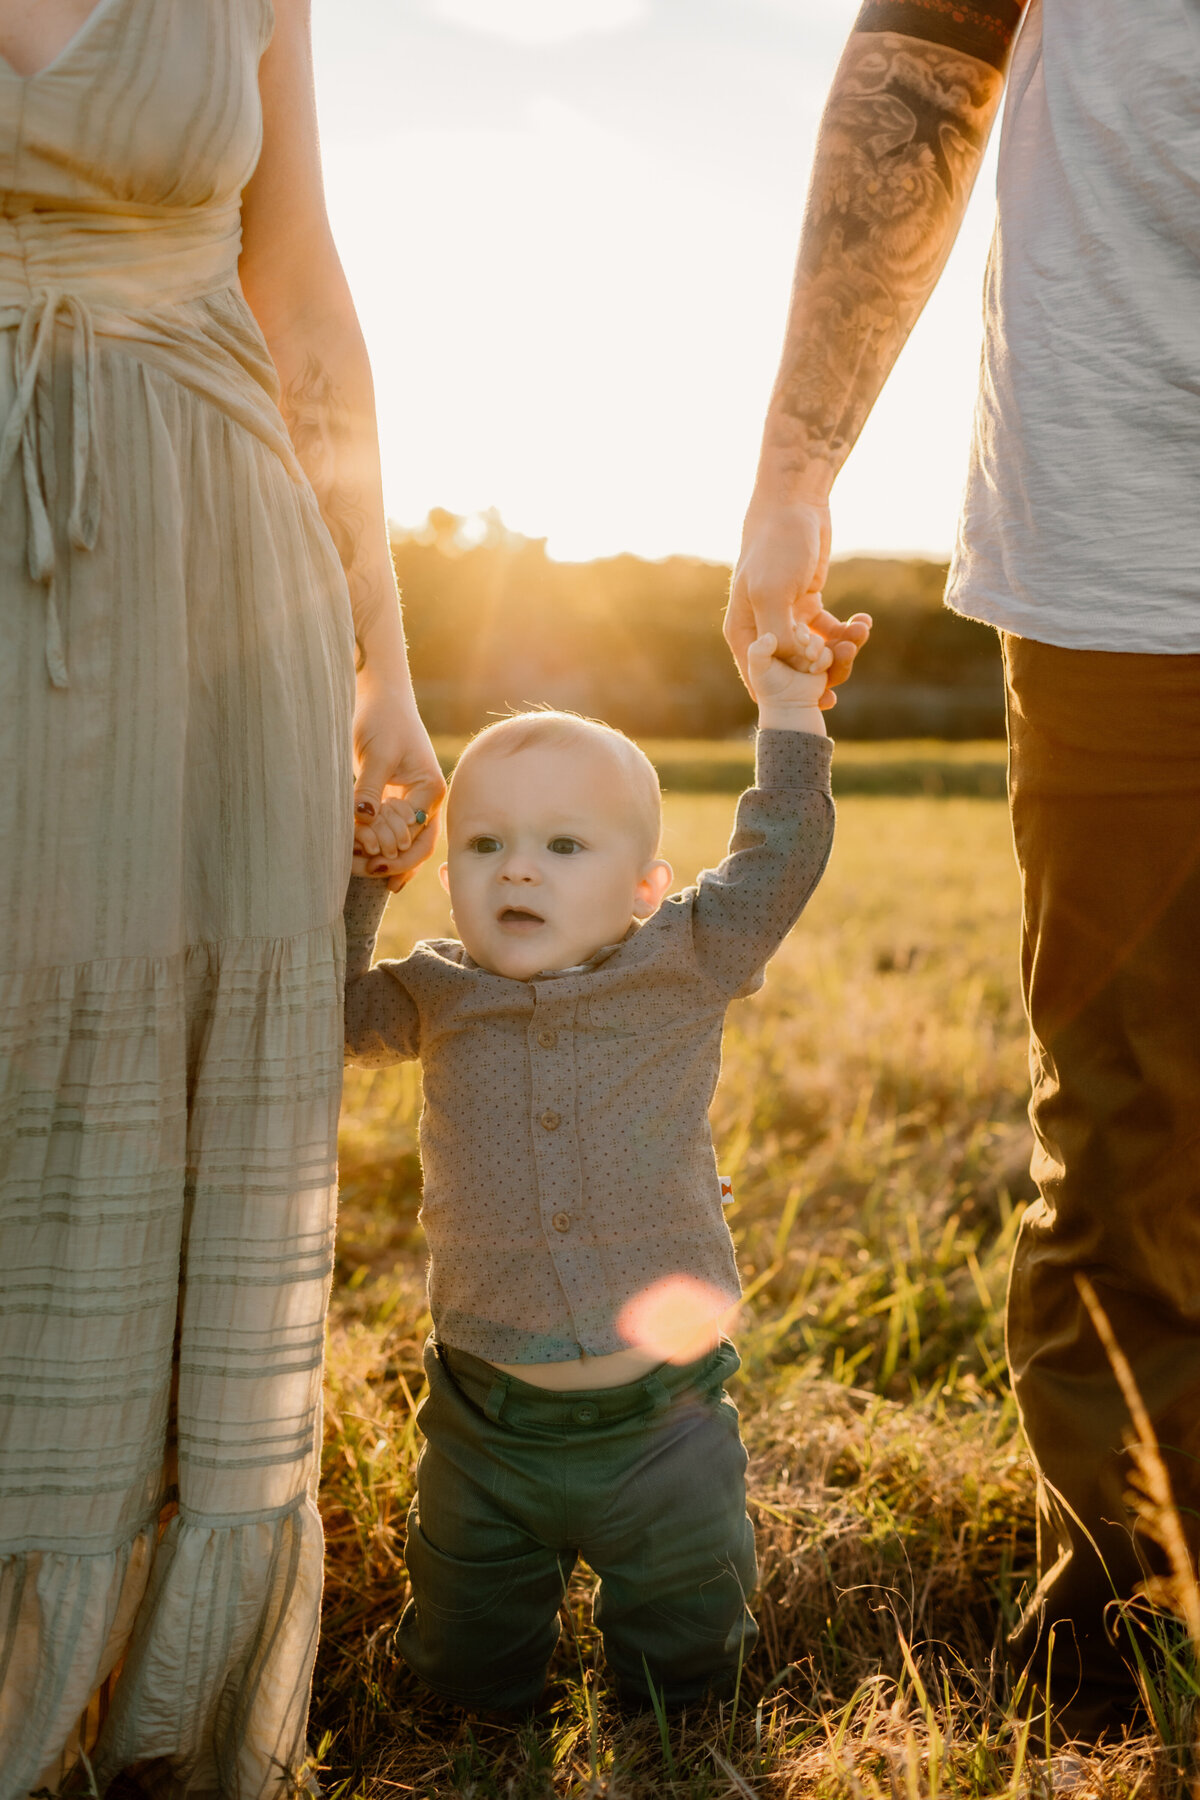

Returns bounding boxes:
[312,0,1000,564]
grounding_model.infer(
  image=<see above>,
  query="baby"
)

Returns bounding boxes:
[343,630,841,1712]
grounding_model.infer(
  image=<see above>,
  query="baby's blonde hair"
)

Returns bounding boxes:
[450,710,662,858]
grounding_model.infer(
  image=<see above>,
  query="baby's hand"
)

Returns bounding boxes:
[353,795,431,892]
[747,627,834,730]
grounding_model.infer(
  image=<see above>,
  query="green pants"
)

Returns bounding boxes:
[1004,637,1200,1737]
[395,1338,757,1711]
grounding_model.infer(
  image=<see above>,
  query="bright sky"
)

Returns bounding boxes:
[310,0,1002,564]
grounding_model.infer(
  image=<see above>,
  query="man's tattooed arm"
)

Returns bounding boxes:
[724,0,1023,685]
[758,0,1023,497]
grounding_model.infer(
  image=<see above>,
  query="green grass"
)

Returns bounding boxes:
[315,781,1197,1798]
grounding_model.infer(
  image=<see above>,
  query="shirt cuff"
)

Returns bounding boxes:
[754,727,834,796]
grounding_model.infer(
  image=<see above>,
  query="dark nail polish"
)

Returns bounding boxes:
[356,801,376,819]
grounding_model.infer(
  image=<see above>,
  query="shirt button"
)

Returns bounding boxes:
[536,1029,557,1049]
[552,1211,571,1233]
[540,1110,561,1131]
[572,1402,599,1425]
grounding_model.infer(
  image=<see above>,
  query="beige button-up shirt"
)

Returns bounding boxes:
[344,730,834,1363]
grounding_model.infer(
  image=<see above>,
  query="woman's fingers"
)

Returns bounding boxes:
[353,748,390,827]
[365,811,440,880]
[397,769,444,833]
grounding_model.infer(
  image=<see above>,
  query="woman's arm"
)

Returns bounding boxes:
[725,0,1025,681]
[239,0,443,876]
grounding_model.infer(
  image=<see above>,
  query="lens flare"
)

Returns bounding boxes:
[615,1275,738,1365]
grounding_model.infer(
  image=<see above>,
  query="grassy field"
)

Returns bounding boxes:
[313,782,1196,1798]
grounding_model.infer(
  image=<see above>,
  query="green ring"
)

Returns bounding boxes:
[413,809,427,827]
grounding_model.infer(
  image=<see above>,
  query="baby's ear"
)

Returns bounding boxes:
[437,862,451,894]
[633,858,673,918]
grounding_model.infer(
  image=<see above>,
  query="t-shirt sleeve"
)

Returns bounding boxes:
[343,876,421,1066]
[853,0,1024,72]
[689,730,835,998]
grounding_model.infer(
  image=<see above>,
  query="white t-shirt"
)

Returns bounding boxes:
[946,0,1200,650]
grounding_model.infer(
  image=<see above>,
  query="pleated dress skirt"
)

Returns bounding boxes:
[0,0,356,1792]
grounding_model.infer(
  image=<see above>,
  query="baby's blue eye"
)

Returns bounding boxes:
[468,835,502,854]
[548,837,583,856]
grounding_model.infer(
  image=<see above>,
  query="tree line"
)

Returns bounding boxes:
[393,511,1004,740]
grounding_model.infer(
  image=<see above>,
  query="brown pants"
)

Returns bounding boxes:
[1004,636,1200,1736]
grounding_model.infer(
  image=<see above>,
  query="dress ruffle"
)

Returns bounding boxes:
[1,929,344,1797]
[4,1499,324,1798]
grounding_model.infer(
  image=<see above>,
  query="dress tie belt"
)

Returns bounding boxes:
[0,289,100,688]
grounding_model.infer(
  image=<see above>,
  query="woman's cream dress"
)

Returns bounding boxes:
[0,1,355,1792]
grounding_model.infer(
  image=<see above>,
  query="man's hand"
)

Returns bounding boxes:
[727,497,831,679]
[726,497,871,708]
[728,12,1014,708]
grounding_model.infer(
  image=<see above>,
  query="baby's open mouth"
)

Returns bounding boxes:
[498,907,545,927]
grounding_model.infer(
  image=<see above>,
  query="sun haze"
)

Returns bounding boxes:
[311,0,1000,564]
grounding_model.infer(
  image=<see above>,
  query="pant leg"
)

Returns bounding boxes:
[587,1351,758,1707]
[395,1344,569,1710]
[1003,635,1200,1735]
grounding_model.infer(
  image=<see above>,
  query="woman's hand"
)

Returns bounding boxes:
[351,668,445,891]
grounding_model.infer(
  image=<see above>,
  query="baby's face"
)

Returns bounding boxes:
[441,741,671,980]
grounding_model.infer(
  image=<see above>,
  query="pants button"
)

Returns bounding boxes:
[572,1402,599,1425]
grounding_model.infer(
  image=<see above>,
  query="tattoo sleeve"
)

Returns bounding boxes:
[762,0,1023,485]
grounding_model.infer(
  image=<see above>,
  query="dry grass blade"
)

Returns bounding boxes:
[710,1744,761,1797]
[1075,1273,1200,1651]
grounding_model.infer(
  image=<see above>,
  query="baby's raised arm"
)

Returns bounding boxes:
[686,621,865,994]
[343,876,421,1066]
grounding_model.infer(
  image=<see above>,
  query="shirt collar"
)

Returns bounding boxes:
[458,920,641,980]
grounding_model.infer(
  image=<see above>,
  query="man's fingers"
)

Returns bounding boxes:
[752,589,804,650]
[810,606,873,646]
[823,637,859,691]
